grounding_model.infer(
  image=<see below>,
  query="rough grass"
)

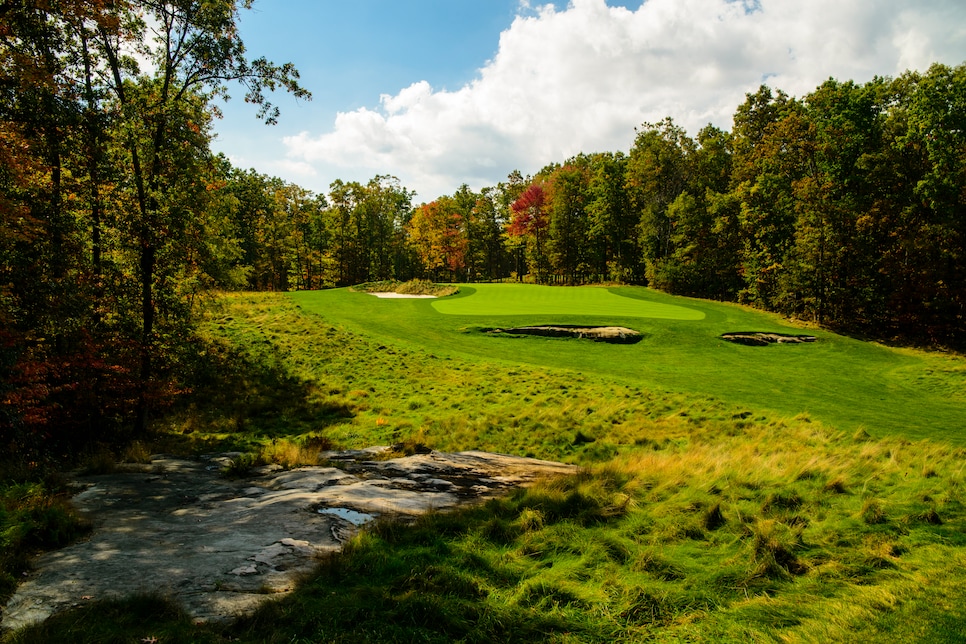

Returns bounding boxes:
[11,424,966,643]
[5,289,966,643]
[0,483,90,605]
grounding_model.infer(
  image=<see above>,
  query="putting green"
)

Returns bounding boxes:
[431,283,705,320]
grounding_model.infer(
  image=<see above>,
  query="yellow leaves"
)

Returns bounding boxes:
[407,199,468,272]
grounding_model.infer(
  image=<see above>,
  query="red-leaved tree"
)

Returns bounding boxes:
[508,184,550,282]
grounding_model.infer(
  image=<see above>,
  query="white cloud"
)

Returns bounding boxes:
[272,159,318,178]
[282,0,966,201]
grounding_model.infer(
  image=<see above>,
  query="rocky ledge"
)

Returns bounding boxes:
[1,449,578,632]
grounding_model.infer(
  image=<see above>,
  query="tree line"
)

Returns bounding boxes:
[1,0,308,463]
[225,64,963,351]
[1,0,963,464]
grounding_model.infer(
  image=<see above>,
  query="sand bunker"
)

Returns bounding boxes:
[369,292,438,299]
[722,332,817,346]
[483,325,641,344]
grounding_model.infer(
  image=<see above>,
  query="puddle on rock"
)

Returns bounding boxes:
[317,507,375,526]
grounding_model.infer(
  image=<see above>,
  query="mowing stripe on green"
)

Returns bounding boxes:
[431,284,705,320]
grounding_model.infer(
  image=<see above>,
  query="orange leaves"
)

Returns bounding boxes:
[0,122,46,243]
[407,198,468,274]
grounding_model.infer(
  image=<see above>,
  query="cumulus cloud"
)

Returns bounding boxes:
[282,0,966,200]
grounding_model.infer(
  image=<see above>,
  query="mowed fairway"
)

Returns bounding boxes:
[290,284,966,444]
[432,283,705,319]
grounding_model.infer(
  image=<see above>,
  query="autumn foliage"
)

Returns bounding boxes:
[507,184,549,237]
[407,198,469,279]
[1,0,964,475]
[0,0,308,467]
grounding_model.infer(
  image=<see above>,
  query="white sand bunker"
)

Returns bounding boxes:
[369,292,437,299]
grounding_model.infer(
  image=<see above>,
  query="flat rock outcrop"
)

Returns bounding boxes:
[1,449,577,632]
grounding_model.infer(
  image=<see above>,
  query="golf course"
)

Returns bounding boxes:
[7,283,966,643]
[4,0,964,639]
[291,284,966,445]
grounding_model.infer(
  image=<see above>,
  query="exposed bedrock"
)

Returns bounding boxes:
[1,449,577,631]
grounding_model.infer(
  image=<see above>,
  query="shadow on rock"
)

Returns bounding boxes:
[1,449,578,632]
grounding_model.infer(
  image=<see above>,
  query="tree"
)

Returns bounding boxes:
[0,0,140,461]
[781,78,884,326]
[546,160,591,285]
[626,118,692,285]
[730,87,802,308]
[507,183,550,283]
[586,152,639,283]
[883,64,966,345]
[95,0,309,432]
[468,186,512,282]
[407,197,468,280]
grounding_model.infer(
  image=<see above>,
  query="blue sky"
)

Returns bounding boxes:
[211,0,966,202]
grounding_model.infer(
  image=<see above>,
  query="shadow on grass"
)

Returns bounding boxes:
[2,594,229,644]
[8,452,966,644]
[166,333,356,449]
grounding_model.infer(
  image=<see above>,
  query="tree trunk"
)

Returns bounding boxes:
[134,242,155,435]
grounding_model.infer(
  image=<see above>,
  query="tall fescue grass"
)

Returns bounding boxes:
[5,290,966,643]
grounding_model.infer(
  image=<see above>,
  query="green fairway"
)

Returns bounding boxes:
[432,283,706,319]
[290,284,966,443]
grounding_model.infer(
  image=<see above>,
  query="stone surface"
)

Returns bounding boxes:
[0,450,577,632]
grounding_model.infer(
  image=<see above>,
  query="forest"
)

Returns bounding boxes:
[1,0,964,468]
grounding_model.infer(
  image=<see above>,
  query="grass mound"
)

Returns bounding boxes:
[291,286,966,442]
[351,279,459,297]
